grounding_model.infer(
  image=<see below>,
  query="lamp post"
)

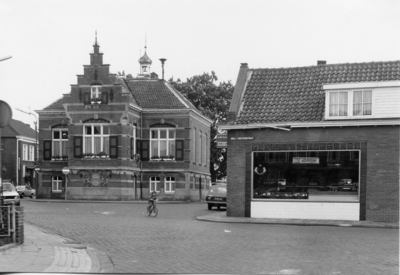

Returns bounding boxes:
[16,108,38,189]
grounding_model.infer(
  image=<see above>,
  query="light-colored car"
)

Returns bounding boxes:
[0,182,21,206]
[15,185,36,198]
[205,184,227,210]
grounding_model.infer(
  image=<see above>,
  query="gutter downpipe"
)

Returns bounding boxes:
[140,110,143,200]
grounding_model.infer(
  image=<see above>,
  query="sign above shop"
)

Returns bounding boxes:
[231,137,254,140]
[293,157,320,164]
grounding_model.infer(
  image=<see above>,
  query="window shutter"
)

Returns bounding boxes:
[73,136,83,158]
[83,91,91,105]
[140,140,149,161]
[43,140,52,160]
[101,91,109,104]
[109,136,118,159]
[175,140,184,161]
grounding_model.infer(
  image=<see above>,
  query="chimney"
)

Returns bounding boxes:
[159,58,167,80]
[317,60,327,65]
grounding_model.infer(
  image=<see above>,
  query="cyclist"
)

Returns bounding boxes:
[148,191,157,209]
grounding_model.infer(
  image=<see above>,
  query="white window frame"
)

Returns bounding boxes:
[165,177,175,193]
[83,124,110,154]
[325,89,374,119]
[52,176,62,192]
[91,85,102,100]
[150,128,176,159]
[29,145,35,161]
[22,144,28,161]
[353,90,372,116]
[52,129,68,157]
[150,176,160,193]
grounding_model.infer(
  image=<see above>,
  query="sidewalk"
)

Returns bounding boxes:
[196,211,399,229]
[0,224,113,273]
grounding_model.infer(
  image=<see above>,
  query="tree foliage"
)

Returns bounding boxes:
[169,72,234,181]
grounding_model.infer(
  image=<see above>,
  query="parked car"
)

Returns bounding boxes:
[15,185,36,198]
[327,179,357,192]
[205,184,227,210]
[254,186,308,199]
[0,181,21,206]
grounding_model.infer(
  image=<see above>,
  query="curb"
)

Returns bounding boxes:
[196,213,399,229]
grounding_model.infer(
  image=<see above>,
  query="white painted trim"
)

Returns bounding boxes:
[323,80,400,90]
[15,136,37,143]
[219,119,400,130]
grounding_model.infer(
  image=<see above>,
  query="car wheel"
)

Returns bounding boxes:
[208,204,212,210]
[20,193,24,198]
[30,194,34,198]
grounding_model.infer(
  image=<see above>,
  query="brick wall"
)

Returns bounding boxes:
[226,125,399,222]
[0,206,24,247]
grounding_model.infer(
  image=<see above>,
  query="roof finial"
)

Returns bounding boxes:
[95,30,98,45]
[145,34,147,51]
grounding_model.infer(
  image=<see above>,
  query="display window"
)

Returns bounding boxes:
[252,150,360,201]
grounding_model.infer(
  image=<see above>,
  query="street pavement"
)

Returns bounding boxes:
[0,199,398,274]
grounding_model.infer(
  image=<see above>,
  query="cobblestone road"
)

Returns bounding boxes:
[21,200,398,274]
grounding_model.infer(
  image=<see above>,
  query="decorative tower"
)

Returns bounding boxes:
[138,42,152,78]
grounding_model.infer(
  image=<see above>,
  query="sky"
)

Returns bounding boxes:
[0,0,399,129]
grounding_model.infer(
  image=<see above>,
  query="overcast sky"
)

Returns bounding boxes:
[0,0,399,129]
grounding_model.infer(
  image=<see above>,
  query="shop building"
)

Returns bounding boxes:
[221,61,400,222]
[36,38,211,201]
[1,119,37,187]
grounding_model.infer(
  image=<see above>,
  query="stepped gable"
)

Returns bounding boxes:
[126,79,188,109]
[235,61,400,124]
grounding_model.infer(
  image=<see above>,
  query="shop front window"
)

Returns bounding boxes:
[253,150,360,201]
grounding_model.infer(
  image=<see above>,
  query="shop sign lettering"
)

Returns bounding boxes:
[251,141,362,152]
[293,157,320,164]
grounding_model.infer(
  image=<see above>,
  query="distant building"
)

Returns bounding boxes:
[221,61,400,222]
[1,119,37,187]
[36,38,212,201]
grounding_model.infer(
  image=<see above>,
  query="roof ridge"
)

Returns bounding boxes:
[249,60,400,71]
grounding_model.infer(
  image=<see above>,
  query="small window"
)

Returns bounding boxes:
[23,144,28,161]
[91,85,102,100]
[150,176,160,193]
[329,91,348,116]
[165,177,175,193]
[353,90,372,116]
[52,176,63,192]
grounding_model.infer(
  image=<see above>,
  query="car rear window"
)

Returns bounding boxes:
[210,185,227,194]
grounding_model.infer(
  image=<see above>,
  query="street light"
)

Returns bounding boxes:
[16,108,38,189]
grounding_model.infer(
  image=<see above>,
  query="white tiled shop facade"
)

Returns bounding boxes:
[251,201,360,221]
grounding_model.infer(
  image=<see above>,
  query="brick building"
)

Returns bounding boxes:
[35,38,212,201]
[1,119,37,187]
[220,61,400,222]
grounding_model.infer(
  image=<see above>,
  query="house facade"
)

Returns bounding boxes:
[1,119,37,187]
[221,61,400,222]
[35,39,212,201]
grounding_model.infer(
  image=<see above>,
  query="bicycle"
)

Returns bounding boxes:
[147,200,158,217]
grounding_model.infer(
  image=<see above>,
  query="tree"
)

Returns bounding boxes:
[169,72,234,182]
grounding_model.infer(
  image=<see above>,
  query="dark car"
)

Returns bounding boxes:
[205,184,227,210]
[254,186,308,199]
[327,179,357,192]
